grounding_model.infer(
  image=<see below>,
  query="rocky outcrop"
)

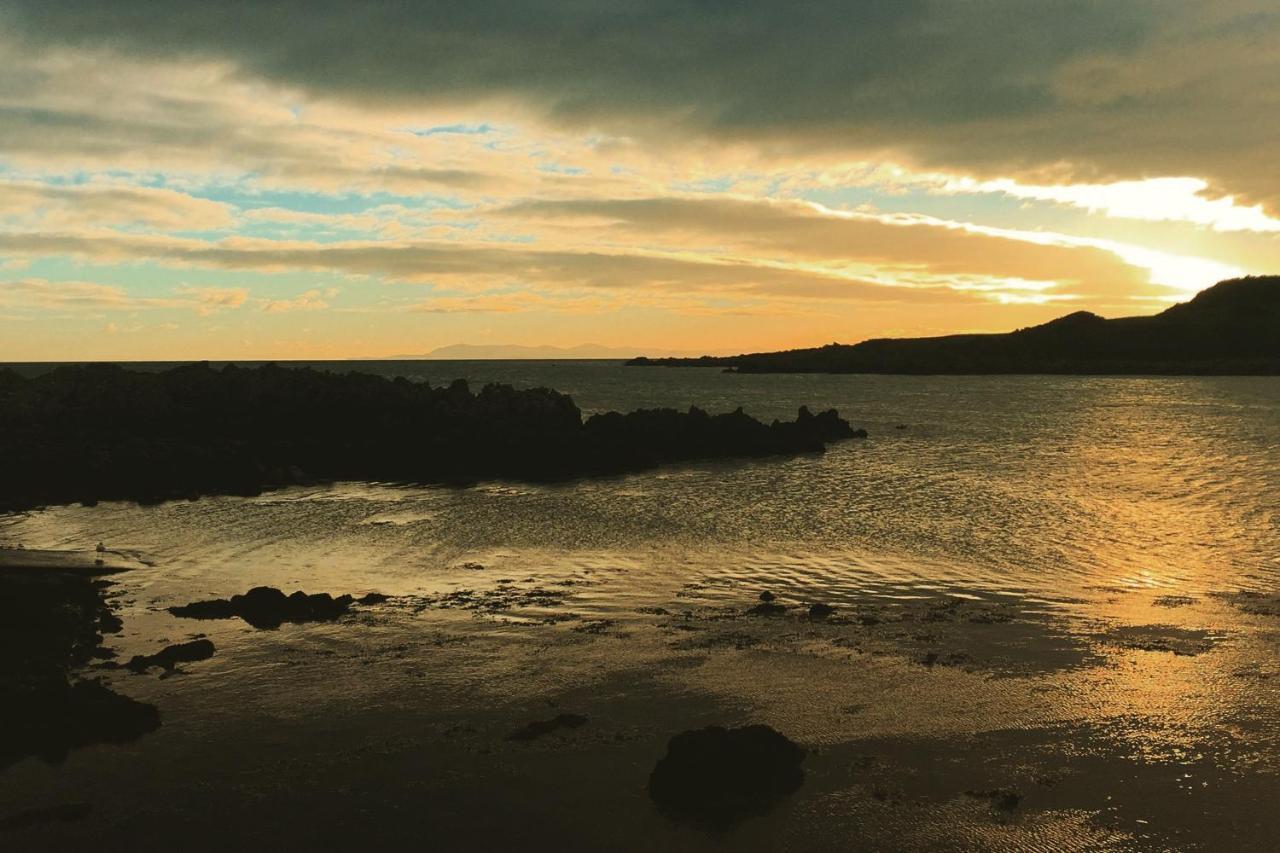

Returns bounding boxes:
[0,363,864,512]
[168,587,355,630]
[123,639,216,673]
[505,713,589,742]
[0,570,159,768]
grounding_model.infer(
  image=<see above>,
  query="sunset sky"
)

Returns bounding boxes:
[1,1,1278,360]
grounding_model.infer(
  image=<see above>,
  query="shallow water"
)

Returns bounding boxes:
[3,365,1279,850]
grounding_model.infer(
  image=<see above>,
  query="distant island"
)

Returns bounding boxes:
[387,343,705,360]
[628,276,1280,375]
[0,364,860,513]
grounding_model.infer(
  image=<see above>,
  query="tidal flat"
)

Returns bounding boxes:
[2,368,1278,850]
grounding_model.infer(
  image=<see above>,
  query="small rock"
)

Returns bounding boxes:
[648,724,806,826]
[125,639,215,673]
[966,788,1022,812]
[808,602,835,618]
[505,713,589,742]
[748,602,787,616]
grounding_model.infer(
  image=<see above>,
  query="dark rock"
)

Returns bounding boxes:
[758,591,776,602]
[168,586,354,629]
[966,788,1022,812]
[1153,595,1197,608]
[808,602,835,618]
[357,592,390,605]
[917,651,971,668]
[1,570,160,768]
[748,602,787,616]
[0,363,862,514]
[626,276,1280,376]
[648,724,806,827]
[9,679,160,768]
[125,639,215,673]
[505,713,589,742]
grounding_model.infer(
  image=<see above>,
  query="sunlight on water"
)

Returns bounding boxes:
[3,368,1279,850]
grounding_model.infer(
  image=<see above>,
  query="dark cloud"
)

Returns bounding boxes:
[3,2,1148,128]
[10,1,1280,206]
[4,2,1277,206]
[0,5,1150,152]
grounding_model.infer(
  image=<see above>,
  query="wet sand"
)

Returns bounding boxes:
[4,530,1280,850]
[0,547,148,575]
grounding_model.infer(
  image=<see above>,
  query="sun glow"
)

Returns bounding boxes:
[948,176,1280,234]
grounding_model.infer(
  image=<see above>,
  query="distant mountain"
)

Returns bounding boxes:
[628,276,1280,375]
[392,343,701,360]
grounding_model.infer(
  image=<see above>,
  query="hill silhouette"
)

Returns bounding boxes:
[628,276,1280,375]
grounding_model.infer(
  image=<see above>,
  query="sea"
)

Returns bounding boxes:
[4,360,1280,849]
[5,359,1276,605]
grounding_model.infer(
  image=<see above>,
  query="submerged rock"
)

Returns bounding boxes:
[748,601,787,616]
[124,639,216,673]
[169,586,354,629]
[966,788,1022,812]
[808,602,835,618]
[648,724,806,826]
[505,713,589,742]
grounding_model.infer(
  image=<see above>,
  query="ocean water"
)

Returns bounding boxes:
[4,362,1280,849]
[8,361,1275,604]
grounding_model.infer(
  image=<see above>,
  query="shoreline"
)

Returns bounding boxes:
[0,363,862,514]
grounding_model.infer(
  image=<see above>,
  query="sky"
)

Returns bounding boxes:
[1,0,1278,360]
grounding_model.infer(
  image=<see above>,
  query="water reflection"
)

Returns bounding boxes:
[2,373,1278,849]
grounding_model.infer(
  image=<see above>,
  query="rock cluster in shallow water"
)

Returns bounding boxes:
[169,586,356,629]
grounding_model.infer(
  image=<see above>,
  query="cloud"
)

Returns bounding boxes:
[0,180,236,231]
[4,1,1279,211]
[0,38,513,197]
[258,287,336,313]
[0,278,169,310]
[943,176,1280,233]
[0,278,248,314]
[175,285,250,315]
[495,195,1174,302]
[0,229,1036,306]
[4,177,1233,312]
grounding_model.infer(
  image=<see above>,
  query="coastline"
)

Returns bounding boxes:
[0,363,861,514]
